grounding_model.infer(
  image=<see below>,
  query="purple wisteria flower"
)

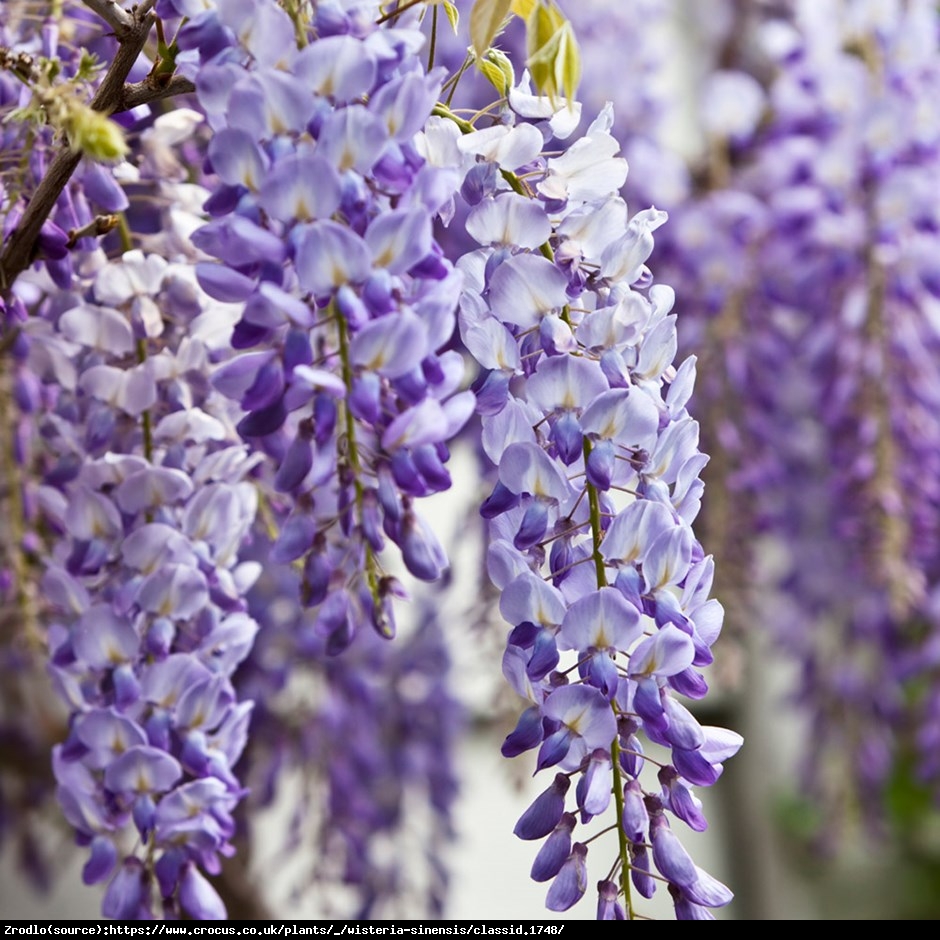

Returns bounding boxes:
[174,0,474,655]
[431,68,740,917]
[19,235,260,918]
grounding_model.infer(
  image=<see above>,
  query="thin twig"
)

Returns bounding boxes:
[119,72,195,110]
[66,213,120,247]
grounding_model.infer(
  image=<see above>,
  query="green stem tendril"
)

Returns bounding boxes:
[335,305,382,615]
[583,437,635,919]
[428,3,438,70]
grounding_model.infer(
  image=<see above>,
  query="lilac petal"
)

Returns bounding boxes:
[259,152,342,223]
[132,793,157,838]
[291,365,347,398]
[136,565,209,621]
[498,441,571,501]
[514,501,549,551]
[442,389,476,439]
[673,747,720,787]
[294,220,371,295]
[413,444,451,491]
[179,864,226,920]
[597,879,627,920]
[537,727,574,771]
[196,262,256,302]
[365,208,432,274]
[551,411,583,466]
[466,193,552,249]
[684,866,733,908]
[643,525,694,592]
[664,697,705,751]
[601,500,675,566]
[350,312,429,378]
[463,318,521,373]
[600,208,668,284]
[621,779,649,844]
[650,814,697,889]
[501,706,544,758]
[585,651,619,699]
[630,626,695,679]
[191,215,287,266]
[513,773,569,840]
[674,897,716,920]
[228,70,315,138]
[400,512,448,581]
[378,397,439,451]
[488,254,569,328]
[59,303,134,354]
[246,283,316,330]
[72,605,138,669]
[526,353,609,416]
[458,122,543,170]
[500,572,567,627]
[526,629,560,681]
[581,388,660,449]
[76,709,148,766]
[102,858,148,920]
[559,587,642,654]
[539,314,577,355]
[586,438,615,490]
[212,350,277,403]
[273,435,313,493]
[662,772,708,832]
[545,843,588,912]
[294,34,377,102]
[631,845,656,899]
[63,488,122,543]
[208,127,268,190]
[82,163,128,212]
[115,466,194,514]
[636,314,679,382]
[175,675,234,733]
[370,70,441,142]
[316,106,388,173]
[670,667,709,700]
[104,745,182,795]
[632,677,665,728]
[79,363,157,417]
[531,813,575,882]
[543,684,618,754]
[577,750,612,817]
[698,727,744,764]
[82,836,117,885]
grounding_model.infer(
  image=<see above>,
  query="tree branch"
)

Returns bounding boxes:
[0,6,157,292]
[119,72,196,111]
[79,0,134,37]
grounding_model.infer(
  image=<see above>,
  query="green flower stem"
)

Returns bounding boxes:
[335,306,382,612]
[583,436,635,919]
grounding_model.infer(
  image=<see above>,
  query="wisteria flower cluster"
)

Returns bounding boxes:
[563,0,940,841]
[432,81,739,917]
[0,0,739,922]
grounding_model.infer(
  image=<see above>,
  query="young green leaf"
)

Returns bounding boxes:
[443,0,459,33]
[470,0,514,57]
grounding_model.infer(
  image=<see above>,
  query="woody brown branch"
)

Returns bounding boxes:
[0,7,194,292]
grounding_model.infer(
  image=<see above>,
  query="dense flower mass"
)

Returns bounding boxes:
[561,0,940,836]
[434,81,739,917]
[0,0,744,921]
